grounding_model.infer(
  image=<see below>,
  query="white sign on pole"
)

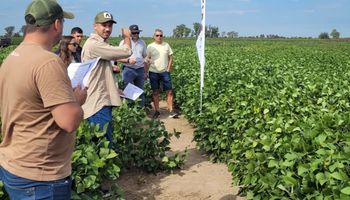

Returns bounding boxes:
[196,0,206,111]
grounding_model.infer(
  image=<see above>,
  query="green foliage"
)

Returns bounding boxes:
[172,38,350,199]
[319,32,330,39]
[113,101,185,172]
[173,24,192,38]
[71,121,123,199]
[0,39,184,198]
[0,181,8,200]
[0,45,16,65]
[4,26,14,37]
[330,29,340,39]
[227,31,238,38]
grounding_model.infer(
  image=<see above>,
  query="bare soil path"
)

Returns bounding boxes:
[116,102,245,200]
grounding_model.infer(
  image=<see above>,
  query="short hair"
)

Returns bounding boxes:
[71,27,83,34]
[154,29,163,34]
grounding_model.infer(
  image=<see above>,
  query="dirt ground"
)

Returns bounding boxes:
[116,102,245,200]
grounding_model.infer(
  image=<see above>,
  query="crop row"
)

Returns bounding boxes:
[172,39,350,199]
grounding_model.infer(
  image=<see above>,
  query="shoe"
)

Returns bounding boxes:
[168,111,179,118]
[153,111,160,119]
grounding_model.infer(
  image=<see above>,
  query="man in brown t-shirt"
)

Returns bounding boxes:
[0,0,87,199]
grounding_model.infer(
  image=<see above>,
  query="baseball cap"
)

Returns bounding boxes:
[94,11,116,24]
[25,0,74,26]
[129,25,142,33]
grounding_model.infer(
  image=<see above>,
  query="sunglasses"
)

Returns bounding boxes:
[132,32,140,35]
[69,43,78,47]
[155,34,163,37]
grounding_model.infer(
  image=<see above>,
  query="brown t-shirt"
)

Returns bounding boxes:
[0,43,76,181]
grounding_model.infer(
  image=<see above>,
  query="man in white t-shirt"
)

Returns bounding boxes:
[146,29,178,118]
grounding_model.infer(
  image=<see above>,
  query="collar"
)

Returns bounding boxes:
[90,33,107,43]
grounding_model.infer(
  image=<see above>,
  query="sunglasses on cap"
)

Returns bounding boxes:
[155,34,163,37]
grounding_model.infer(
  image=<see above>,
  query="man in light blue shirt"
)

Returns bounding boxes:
[119,24,147,107]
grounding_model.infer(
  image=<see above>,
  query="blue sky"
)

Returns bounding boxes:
[0,0,349,38]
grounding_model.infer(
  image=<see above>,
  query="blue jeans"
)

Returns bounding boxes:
[87,106,113,148]
[149,71,173,91]
[122,66,145,107]
[0,166,71,200]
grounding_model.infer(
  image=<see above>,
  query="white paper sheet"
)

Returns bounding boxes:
[121,83,144,101]
[67,57,100,88]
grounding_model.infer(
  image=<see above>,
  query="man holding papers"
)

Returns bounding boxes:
[82,11,132,148]
[118,24,147,107]
[0,1,86,199]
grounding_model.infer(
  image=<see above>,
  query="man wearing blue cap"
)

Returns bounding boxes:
[0,0,86,199]
[118,24,147,107]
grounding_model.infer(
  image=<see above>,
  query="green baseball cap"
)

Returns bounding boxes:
[94,11,116,24]
[25,0,74,26]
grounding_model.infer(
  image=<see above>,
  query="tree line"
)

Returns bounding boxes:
[172,23,343,39]
[172,23,238,38]
[318,29,340,39]
[1,25,343,40]
[2,26,26,37]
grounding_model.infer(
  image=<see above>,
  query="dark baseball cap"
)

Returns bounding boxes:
[94,11,116,24]
[25,0,74,26]
[129,25,142,33]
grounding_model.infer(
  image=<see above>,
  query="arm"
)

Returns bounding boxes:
[36,59,86,133]
[116,37,134,64]
[117,57,135,65]
[121,28,131,50]
[86,28,132,61]
[51,102,83,133]
[144,47,152,79]
[167,55,173,72]
[88,42,132,61]
[51,85,86,133]
[144,58,150,79]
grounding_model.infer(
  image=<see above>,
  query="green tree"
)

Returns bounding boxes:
[193,22,201,37]
[330,29,340,39]
[206,25,219,38]
[319,32,330,39]
[4,26,15,37]
[227,31,238,38]
[221,31,226,38]
[172,24,191,38]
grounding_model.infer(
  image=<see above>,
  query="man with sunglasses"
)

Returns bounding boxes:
[118,24,147,107]
[146,29,178,119]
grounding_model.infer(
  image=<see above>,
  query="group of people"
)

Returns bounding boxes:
[0,0,178,199]
[57,23,178,119]
[118,25,178,118]
[56,27,83,66]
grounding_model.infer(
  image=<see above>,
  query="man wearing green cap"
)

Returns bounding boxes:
[0,0,87,199]
[82,11,132,149]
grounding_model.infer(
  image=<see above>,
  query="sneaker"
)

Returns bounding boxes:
[153,111,160,119]
[168,111,179,118]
